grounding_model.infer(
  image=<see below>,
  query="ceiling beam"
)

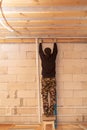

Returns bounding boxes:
[0,37,87,43]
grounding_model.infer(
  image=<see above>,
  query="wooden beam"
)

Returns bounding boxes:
[0,38,87,43]
[0,38,35,43]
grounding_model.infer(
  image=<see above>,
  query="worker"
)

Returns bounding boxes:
[39,41,58,117]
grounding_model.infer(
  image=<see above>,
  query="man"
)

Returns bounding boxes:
[39,42,58,117]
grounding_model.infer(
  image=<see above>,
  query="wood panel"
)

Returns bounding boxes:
[0,124,41,130]
[2,0,87,7]
[0,20,85,30]
[0,124,87,130]
[0,34,87,39]
[6,20,87,26]
[2,6,87,13]
[1,27,87,30]
[1,11,87,18]
[0,0,87,40]
[0,31,87,37]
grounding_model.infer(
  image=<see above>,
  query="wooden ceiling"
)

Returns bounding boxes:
[0,0,87,42]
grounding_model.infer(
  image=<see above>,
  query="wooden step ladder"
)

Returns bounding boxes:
[42,115,56,130]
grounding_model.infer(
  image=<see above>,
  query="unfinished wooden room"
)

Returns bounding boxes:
[0,0,87,130]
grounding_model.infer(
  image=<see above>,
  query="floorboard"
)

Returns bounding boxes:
[0,124,87,130]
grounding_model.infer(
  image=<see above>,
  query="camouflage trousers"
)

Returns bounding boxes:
[41,77,56,116]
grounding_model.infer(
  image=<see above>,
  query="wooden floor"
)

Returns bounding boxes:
[0,124,87,130]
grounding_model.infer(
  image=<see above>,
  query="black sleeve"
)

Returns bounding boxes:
[39,43,44,59]
[52,43,58,59]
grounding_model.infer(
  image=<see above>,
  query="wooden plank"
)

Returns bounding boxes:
[13,26,87,30]
[0,38,35,43]
[1,34,86,39]
[0,26,87,31]
[0,33,87,38]
[0,22,87,32]
[2,0,87,7]
[5,19,87,25]
[1,24,87,28]
[1,17,87,21]
[0,125,40,130]
[79,125,87,130]
[1,19,87,24]
[2,6,87,13]
[42,115,56,121]
[0,124,86,130]
[43,38,87,43]
[2,20,87,28]
[0,38,87,43]
[0,29,87,35]
[1,11,87,18]
[0,124,14,130]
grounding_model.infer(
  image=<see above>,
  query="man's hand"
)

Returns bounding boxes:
[38,38,43,43]
[54,38,57,43]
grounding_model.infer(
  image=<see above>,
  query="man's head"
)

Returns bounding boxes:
[44,47,51,56]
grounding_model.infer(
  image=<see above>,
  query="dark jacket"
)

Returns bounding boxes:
[39,43,58,78]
